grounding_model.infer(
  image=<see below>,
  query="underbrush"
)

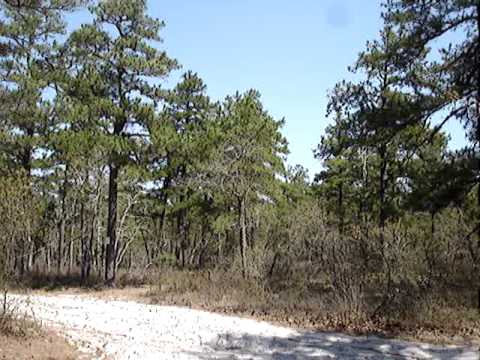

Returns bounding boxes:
[396,296,480,341]
[12,267,156,291]
[0,289,40,338]
[9,265,480,345]
[148,269,480,345]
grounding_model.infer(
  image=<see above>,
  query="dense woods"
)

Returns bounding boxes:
[0,0,479,328]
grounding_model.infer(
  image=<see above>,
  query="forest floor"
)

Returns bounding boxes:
[7,290,480,360]
[0,328,82,360]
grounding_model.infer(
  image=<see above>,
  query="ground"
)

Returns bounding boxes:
[0,330,82,360]
[8,291,480,360]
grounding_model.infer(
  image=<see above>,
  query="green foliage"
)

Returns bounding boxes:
[0,0,478,328]
[201,90,288,201]
[0,0,76,176]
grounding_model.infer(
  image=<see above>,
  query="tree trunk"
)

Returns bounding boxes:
[80,203,92,284]
[177,207,188,269]
[68,208,75,275]
[378,145,388,253]
[105,163,119,284]
[160,175,170,256]
[45,245,50,273]
[476,1,480,311]
[27,237,34,272]
[97,217,102,279]
[431,211,435,244]
[338,181,344,237]
[58,168,68,276]
[87,206,95,279]
[428,211,436,282]
[238,196,247,278]
[58,219,65,275]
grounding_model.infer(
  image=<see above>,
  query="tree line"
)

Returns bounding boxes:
[0,0,479,317]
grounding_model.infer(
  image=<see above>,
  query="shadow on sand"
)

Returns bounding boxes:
[188,331,478,360]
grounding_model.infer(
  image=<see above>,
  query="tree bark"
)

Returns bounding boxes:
[80,202,92,284]
[68,202,75,275]
[338,181,344,238]
[58,167,68,275]
[475,0,480,312]
[238,196,247,278]
[378,145,388,253]
[105,163,119,284]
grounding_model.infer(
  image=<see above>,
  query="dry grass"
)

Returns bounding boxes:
[146,269,480,346]
[395,299,480,343]
[0,289,85,360]
[0,290,41,338]
[12,268,480,347]
[13,268,156,292]
[0,330,82,360]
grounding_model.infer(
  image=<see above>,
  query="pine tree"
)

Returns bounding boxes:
[64,0,178,284]
[0,0,83,275]
[0,0,80,176]
[324,25,443,246]
[198,90,288,277]
[146,71,213,267]
[384,0,480,309]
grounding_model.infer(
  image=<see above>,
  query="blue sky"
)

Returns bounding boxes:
[68,0,467,177]
[152,0,383,177]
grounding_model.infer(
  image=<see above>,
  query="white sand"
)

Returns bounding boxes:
[9,294,479,359]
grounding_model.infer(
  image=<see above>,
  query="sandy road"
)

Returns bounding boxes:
[9,294,479,359]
